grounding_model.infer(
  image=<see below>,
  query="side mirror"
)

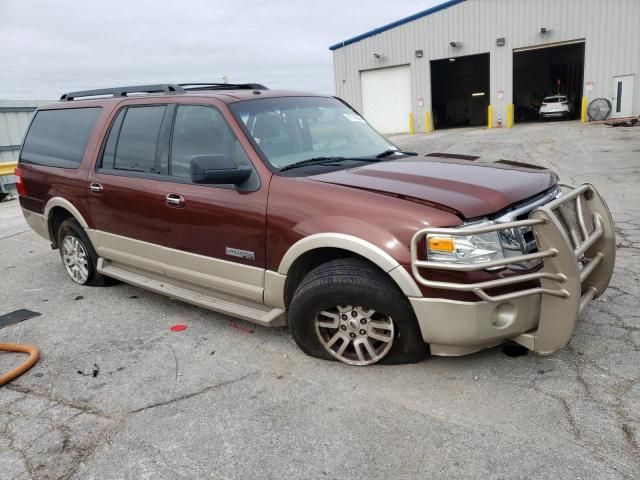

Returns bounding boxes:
[190,154,252,185]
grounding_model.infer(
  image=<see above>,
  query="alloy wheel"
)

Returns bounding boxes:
[61,235,89,284]
[314,305,395,366]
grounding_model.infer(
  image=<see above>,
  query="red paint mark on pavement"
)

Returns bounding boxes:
[230,322,253,334]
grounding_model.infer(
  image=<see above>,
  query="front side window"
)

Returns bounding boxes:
[229,96,395,170]
[170,105,249,180]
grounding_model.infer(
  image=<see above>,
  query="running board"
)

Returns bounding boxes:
[97,259,286,327]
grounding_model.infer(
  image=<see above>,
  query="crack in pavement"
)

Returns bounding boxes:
[129,370,259,414]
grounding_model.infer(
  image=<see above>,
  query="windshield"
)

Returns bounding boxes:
[229,96,396,170]
[544,97,567,103]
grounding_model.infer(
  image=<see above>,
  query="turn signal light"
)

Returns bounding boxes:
[427,236,455,253]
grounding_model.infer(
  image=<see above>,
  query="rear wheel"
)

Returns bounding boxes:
[57,218,113,286]
[289,258,427,366]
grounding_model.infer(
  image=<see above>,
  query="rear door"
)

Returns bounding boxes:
[87,102,173,275]
[611,75,635,118]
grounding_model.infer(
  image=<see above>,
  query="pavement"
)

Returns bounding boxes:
[1,120,639,479]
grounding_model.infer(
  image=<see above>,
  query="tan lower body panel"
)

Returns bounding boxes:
[21,209,50,241]
[410,295,540,356]
[97,258,286,327]
[87,230,265,302]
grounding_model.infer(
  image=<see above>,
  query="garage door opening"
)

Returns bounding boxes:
[430,53,489,129]
[513,41,584,123]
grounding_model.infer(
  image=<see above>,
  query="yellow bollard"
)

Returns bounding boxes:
[487,105,493,129]
[580,97,587,123]
[409,112,414,134]
[425,112,430,133]
[506,104,513,128]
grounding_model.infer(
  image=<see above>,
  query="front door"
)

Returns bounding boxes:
[158,103,268,301]
[611,75,635,118]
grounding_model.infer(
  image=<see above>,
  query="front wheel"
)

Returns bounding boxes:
[288,258,427,366]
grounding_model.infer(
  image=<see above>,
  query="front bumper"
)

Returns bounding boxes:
[409,183,616,355]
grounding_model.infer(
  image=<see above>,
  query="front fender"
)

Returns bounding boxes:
[276,230,422,298]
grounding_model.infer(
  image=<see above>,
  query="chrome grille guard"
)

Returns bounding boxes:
[410,183,616,354]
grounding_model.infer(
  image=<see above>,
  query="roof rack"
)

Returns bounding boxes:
[60,82,269,101]
[60,84,184,101]
[178,83,268,91]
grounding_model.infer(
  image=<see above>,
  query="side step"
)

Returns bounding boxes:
[97,259,286,327]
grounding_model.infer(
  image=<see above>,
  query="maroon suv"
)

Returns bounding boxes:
[16,83,615,366]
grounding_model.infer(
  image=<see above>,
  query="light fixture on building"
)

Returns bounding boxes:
[496,37,505,46]
[449,58,456,63]
[471,92,485,97]
[415,49,424,58]
[449,41,461,47]
[540,27,548,34]
[373,53,382,59]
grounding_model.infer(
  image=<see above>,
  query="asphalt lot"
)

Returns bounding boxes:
[1,120,639,479]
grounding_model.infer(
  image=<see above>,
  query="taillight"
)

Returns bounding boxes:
[14,167,26,196]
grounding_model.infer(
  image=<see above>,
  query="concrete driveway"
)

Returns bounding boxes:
[1,120,639,479]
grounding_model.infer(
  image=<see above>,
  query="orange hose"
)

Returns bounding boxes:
[0,343,40,386]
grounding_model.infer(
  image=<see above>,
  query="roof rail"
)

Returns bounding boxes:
[178,83,268,91]
[60,84,184,101]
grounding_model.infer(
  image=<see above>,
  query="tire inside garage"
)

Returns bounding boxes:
[513,42,584,123]
[361,65,411,134]
[430,53,489,129]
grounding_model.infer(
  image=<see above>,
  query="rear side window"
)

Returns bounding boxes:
[20,107,102,168]
[111,106,166,173]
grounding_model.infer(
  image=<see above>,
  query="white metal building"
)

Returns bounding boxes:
[331,0,640,133]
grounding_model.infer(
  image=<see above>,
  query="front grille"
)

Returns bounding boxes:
[554,195,595,249]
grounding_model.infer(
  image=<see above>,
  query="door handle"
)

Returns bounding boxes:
[165,193,185,207]
[89,183,103,193]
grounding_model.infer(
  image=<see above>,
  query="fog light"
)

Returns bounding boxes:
[491,303,516,329]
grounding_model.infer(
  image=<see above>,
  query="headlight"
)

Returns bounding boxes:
[426,221,504,265]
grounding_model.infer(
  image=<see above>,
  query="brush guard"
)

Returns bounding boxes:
[410,183,616,354]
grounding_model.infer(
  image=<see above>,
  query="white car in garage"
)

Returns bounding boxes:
[539,95,572,120]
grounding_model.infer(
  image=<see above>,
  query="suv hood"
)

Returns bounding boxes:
[309,156,558,219]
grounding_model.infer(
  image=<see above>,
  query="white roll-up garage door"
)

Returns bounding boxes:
[361,65,411,134]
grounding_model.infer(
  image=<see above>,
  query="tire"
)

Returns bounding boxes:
[288,258,428,366]
[57,218,114,286]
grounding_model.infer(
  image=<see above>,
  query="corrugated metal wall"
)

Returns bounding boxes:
[333,0,640,131]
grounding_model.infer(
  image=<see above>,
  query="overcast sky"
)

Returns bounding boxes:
[0,0,442,100]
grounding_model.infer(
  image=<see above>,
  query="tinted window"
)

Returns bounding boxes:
[170,105,249,180]
[100,108,126,169]
[114,106,166,173]
[20,107,102,168]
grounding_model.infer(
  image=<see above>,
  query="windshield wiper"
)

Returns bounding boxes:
[376,149,418,158]
[280,157,350,171]
[279,151,417,172]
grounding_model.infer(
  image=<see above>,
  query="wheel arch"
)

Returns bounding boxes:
[272,233,422,309]
[44,197,90,247]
